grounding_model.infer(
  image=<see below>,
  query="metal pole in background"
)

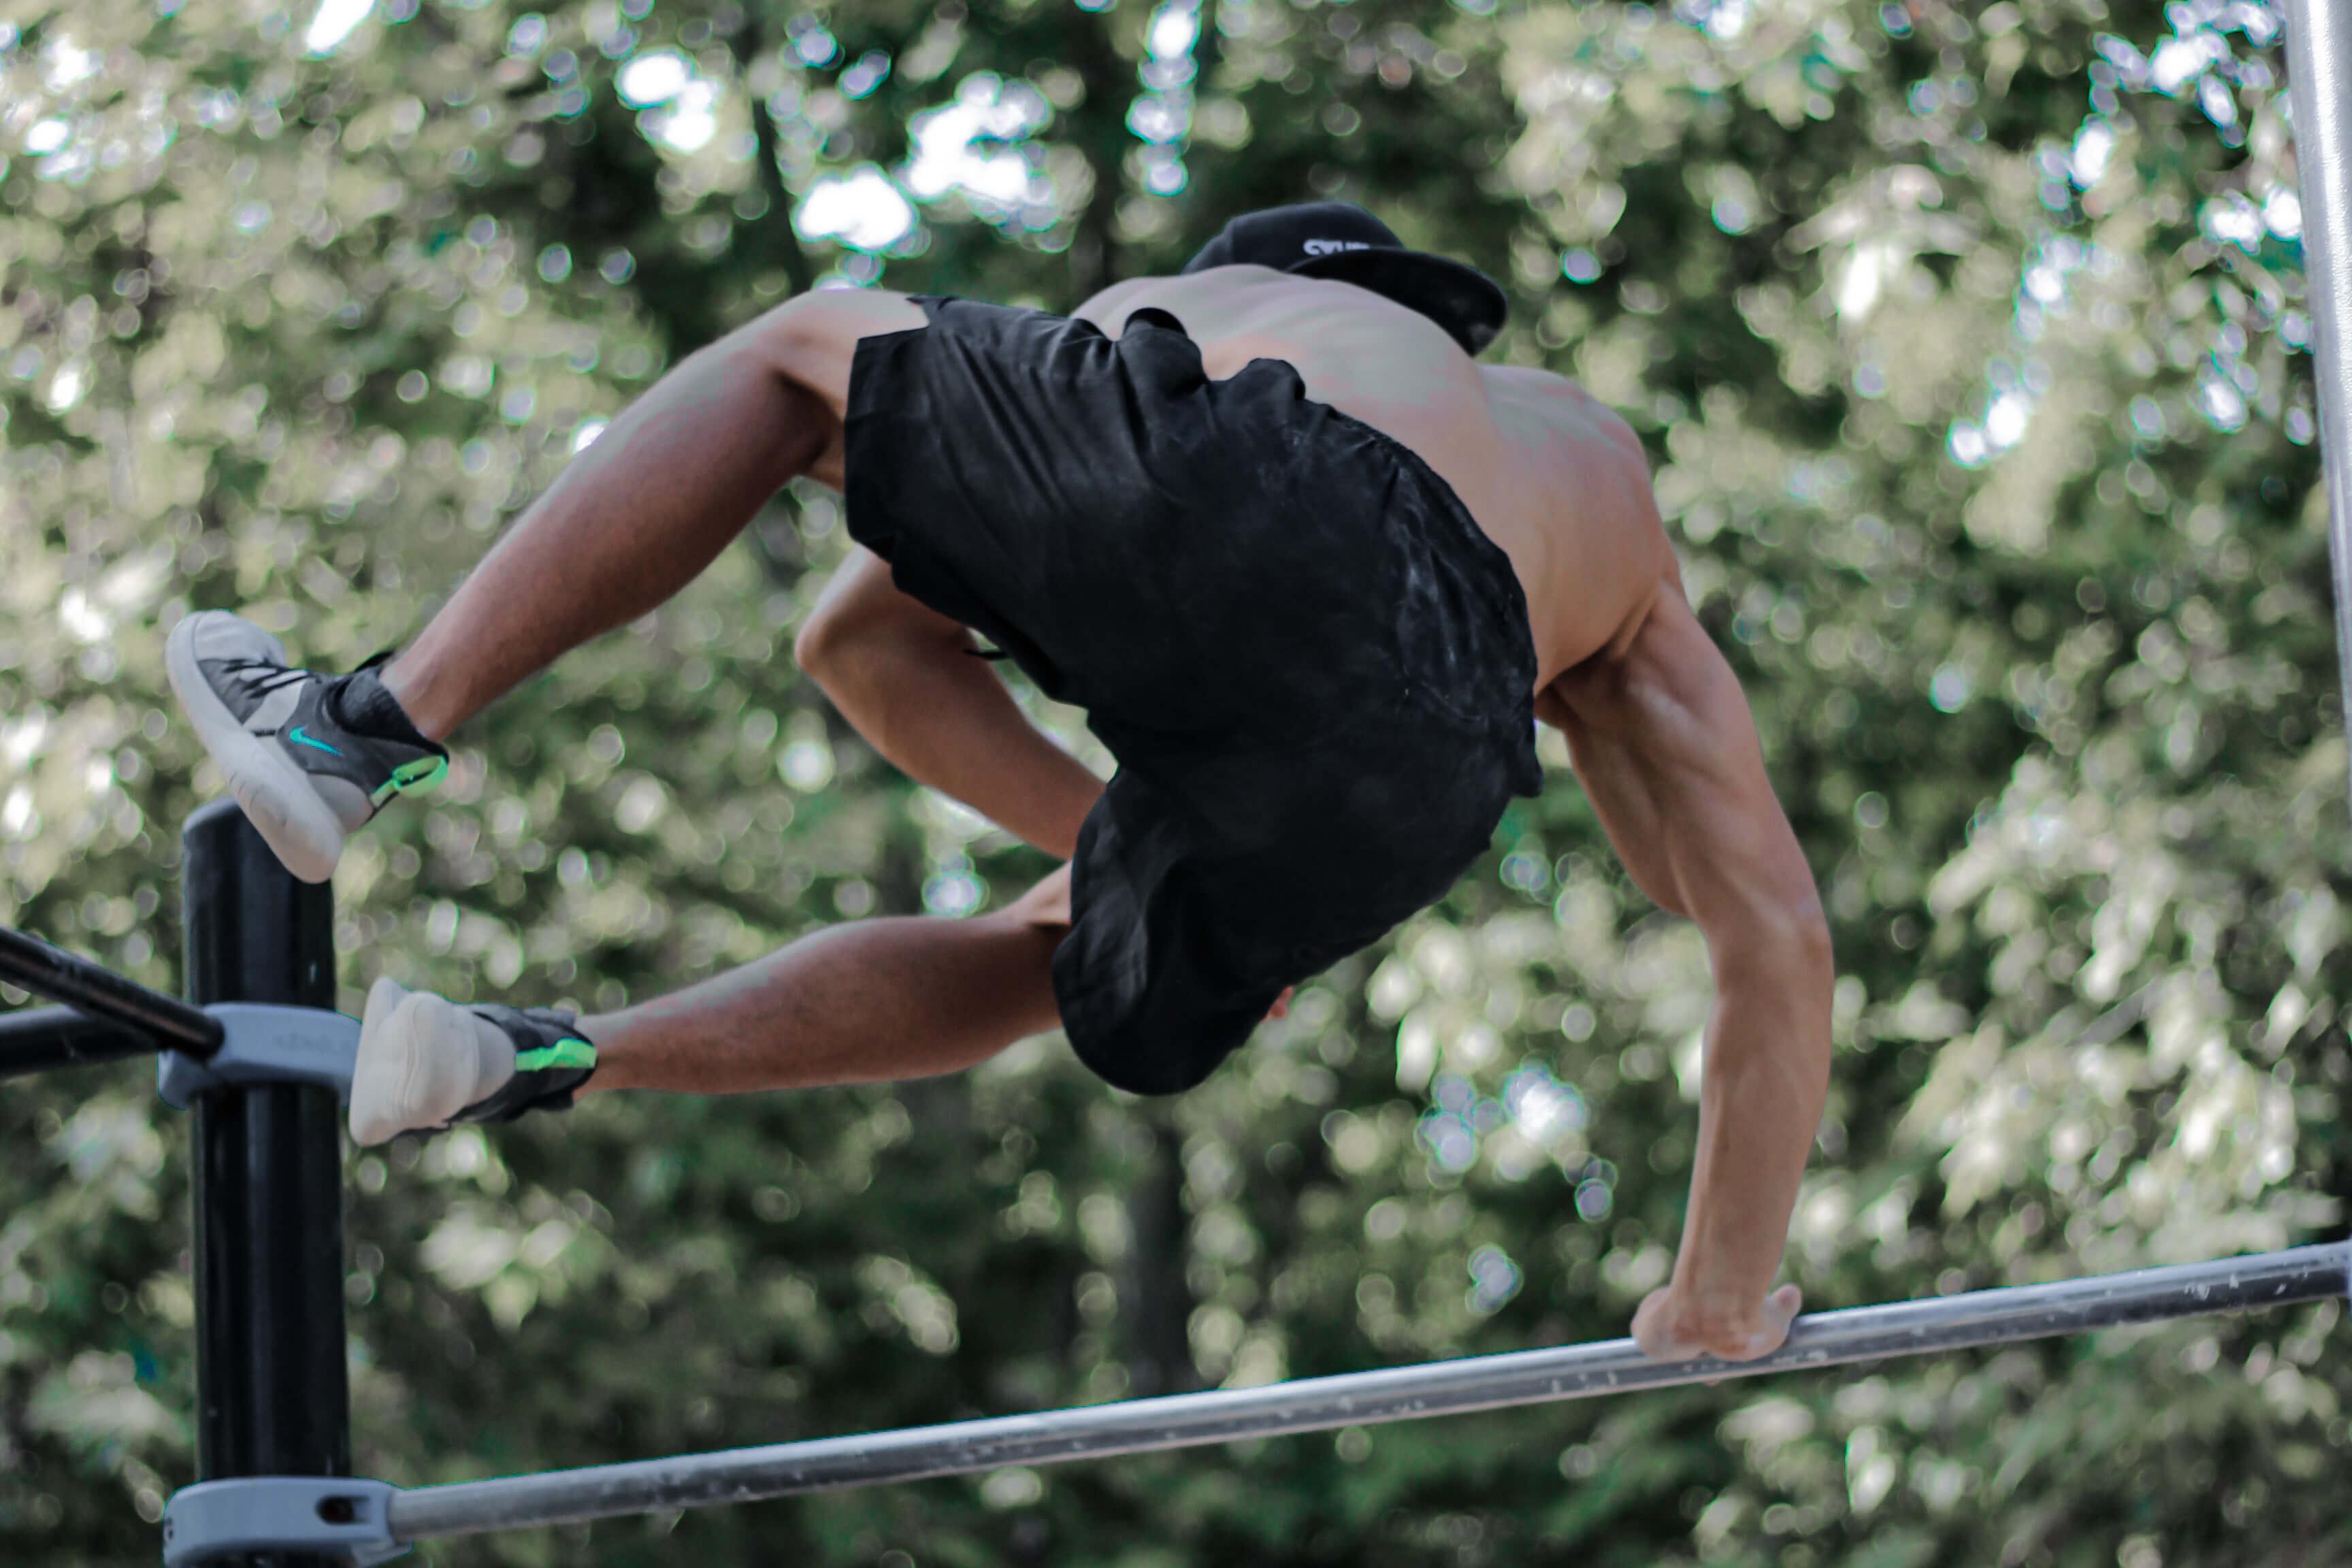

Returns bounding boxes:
[182,800,349,1567]
[2286,1,2352,807]
[0,924,225,1056]
[0,1004,164,1081]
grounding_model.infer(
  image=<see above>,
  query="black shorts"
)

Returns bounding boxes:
[843,295,1541,1094]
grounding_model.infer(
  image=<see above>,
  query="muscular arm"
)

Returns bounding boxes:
[1544,586,1832,1355]
[794,546,1104,859]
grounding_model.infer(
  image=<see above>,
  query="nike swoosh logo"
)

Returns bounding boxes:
[287,725,342,755]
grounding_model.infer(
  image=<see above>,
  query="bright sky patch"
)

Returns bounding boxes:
[304,0,376,56]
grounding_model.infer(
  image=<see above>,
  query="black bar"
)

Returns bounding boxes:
[0,924,224,1056]
[0,1004,159,1082]
[183,799,349,1568]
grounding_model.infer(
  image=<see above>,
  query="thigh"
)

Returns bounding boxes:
[736,289,928,487]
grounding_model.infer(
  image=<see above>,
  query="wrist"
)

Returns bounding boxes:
[1661,1275,1768,1333]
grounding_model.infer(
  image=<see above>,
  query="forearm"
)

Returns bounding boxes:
[1671,928,1833,1318]
[804,632,1103,858]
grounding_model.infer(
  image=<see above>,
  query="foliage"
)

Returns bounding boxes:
[1,0,2346,1564]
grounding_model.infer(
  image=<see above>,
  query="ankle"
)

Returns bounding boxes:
[570,1013,632,1094]
[331,664,444,753]
[379,653,461,743]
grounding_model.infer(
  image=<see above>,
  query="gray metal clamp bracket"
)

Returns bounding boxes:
[161,1476,405,1567]
[157,1003,361,1110]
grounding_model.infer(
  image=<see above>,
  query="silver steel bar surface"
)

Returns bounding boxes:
[389,1243,2350,1543]
[2287,0,2352,806]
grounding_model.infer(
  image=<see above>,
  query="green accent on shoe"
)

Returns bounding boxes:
[370,753,449,806]
[514,1037,598,1073]
[287,725,342,755]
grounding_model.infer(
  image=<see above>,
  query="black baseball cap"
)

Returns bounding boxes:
[1181,201,1509,357]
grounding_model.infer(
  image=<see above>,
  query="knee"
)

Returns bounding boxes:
[734,290,919,395]
[712,298,821,411]
[735,292,835,380]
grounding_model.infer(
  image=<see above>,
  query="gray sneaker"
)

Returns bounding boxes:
[350,977,598,1145]
[165,610,447,883]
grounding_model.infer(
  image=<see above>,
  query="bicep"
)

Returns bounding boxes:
[1551,594,1821,935]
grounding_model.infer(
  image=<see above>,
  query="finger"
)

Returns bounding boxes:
[1631,1289,1700,1362]
[1629,1290,1662,1356]
[1733,1287,1806,1360]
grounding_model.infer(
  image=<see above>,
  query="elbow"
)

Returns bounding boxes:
[793,607,966,689]
[1785,887,1829,942]
[792,598,889,679]
[793,613,879,701]
[1777,896,1834,973]
[1712,894,1833,987]
[798,602,899,700]
[1752,854,1831,966]
[791,612,842,677]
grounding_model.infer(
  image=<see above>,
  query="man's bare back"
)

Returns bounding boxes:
[1075,266,1676,689]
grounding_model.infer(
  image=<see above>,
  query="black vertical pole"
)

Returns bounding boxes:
[183,800,349,1565]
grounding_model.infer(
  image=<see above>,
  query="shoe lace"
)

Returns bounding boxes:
[217,657,313,700]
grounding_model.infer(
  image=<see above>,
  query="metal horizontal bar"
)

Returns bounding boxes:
[387,1243,2351,1544]
[0,926,220,1059]
[0,1004,163,1083]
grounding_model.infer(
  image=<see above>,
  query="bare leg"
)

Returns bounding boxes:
[577,882,1069,1095]
[382,290,928,741]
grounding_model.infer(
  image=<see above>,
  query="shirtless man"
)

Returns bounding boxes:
[167,203,1831,1367]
